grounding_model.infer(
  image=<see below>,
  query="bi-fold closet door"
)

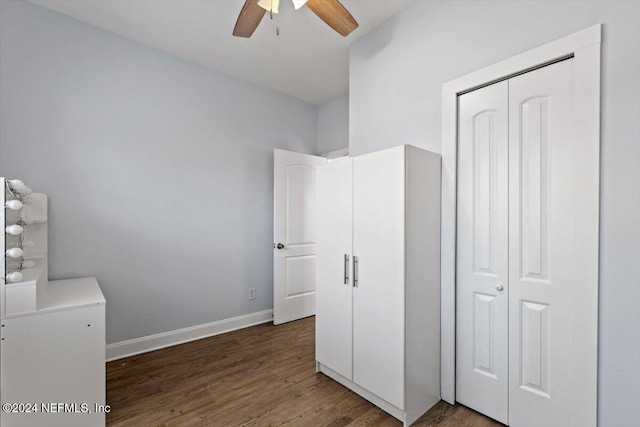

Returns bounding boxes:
[456,58,597,426]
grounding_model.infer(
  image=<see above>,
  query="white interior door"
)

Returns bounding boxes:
[315,158,353,379]
[456,81,510,424]
[273,149,326,325]
[352,146,405,410]
[508,59,595,426]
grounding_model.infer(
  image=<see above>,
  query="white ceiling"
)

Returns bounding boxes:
[30,0,414,104]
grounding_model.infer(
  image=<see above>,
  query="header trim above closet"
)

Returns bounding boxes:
[441,24,601,97]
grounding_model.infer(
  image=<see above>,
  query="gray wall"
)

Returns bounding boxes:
[0,0,318,345]
[317,91,349,154]
[349,1,639,426]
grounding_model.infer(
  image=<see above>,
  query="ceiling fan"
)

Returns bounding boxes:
[233,0,359,38]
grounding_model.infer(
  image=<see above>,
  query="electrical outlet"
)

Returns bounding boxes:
[248,288,256,300]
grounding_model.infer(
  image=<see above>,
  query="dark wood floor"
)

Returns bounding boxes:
[107,317,502,426]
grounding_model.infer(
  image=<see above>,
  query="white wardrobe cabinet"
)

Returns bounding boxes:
[316,145,441,426]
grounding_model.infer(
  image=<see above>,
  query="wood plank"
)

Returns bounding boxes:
[107,317,502,426]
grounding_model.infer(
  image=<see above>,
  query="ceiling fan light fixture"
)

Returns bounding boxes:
[234,0,358,38]
[292,0,308,10]
[257,0,280,13]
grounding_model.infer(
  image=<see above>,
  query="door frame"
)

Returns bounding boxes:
[440,24,601,417]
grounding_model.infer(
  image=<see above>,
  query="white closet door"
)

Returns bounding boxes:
[508,59,594,426]
[456,81,509,424]
[352,146,405,410]
[316,158,353,380]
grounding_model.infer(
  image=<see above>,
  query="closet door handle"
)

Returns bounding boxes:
[344,254,350,285]
[353,256,358,287]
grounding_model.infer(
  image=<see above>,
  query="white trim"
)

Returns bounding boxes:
[322,147,349,161]
[442,24,601,96]
[106,309,273,362]
[440,24,601,408]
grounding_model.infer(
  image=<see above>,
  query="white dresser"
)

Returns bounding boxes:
[1,277,106,427]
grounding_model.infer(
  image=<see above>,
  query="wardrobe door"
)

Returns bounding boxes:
[352,146,405,410]
[456,81,510,424]
[508,59,595,426]
[316,158,353,379]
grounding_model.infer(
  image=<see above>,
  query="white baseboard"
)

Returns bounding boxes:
[106,309,273,362]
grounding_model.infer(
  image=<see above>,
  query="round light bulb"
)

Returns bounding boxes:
[6,247,24,258]
[8,179,26,191]
[257,0,280,13]
[292,0,307,9]
[8,180,32,195]
[21,260,35,269]
[5,199,23,210]
[6,272,24,283]
[5,224,24,235]
[21,240,34,247]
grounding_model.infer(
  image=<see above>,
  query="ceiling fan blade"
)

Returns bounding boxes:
[306,0,359,37]
[233,0,267,38]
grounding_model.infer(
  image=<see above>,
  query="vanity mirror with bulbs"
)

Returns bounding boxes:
[1,177,106,427]
[2,178,48,315]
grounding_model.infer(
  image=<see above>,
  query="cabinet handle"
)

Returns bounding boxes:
[344,254,349,285]
[353,256,358,287]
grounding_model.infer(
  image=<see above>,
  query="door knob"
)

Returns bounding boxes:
[275,243,285,250]
[495,284,504,292]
